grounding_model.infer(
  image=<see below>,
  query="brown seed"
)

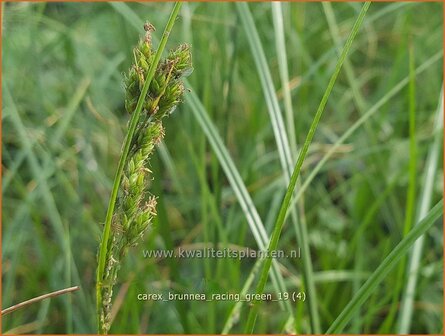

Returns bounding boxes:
[144,22,155,32]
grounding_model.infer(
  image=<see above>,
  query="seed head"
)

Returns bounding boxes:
[99,21,192,334]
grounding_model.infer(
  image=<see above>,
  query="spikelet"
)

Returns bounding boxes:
[98,23,192,333]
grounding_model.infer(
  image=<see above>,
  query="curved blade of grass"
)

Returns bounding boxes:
[326,200,443,333]
[185,89,293,316]
[237,3,320,331]
[243,3,371,333]
[270,4,319,332]
[397,86,443,333]
[236,2,292,175]
[96,3,182,332]
[379,44,418,333]
[271,2,296,157]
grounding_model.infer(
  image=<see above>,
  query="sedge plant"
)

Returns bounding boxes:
[95,3,192,333]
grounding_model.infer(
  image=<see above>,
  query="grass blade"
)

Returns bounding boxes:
[185,89,293,315]
[271,2,297,157]
[237,3,320,331]
[236,2,292,176]
[243,2,371,333]
[379,44,418,333]
[326,200,443,333]
[397,85,444,333]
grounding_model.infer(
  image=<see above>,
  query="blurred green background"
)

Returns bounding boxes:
[2,1,443,334]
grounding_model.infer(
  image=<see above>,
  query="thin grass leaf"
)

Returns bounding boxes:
[243,3,371,333]
[271,7,313,329]
[236,3,293,176]
[237,3,320,331]
[327,200,443,333]
[322,4,371,331]
[397,85,444,333]
[185,89,292,315]
[271,2,297,157]
[379,44,418,333]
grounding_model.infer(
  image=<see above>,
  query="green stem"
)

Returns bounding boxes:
[95,3,182,333]
[244,2,371,333]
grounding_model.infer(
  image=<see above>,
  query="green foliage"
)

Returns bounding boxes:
[2,2,443,334]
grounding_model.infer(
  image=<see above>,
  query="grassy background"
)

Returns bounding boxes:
[2,2,443,334]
